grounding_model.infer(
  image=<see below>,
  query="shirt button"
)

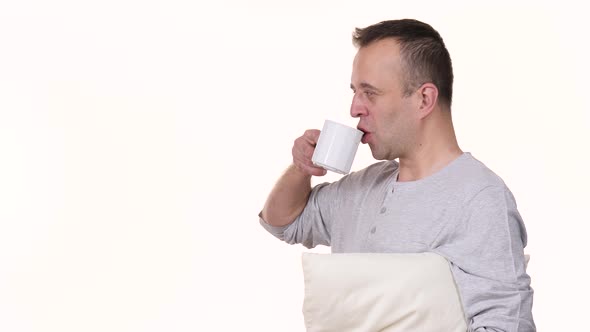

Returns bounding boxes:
[370,226,376,234]
[380,207,387,214]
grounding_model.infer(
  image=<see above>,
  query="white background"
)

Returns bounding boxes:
[1,0,588,331]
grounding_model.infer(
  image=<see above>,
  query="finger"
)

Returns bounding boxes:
[293,153,316,169]
[301,163,327,177]
[293,136,317,159]
[293,153,327,176]
[292,140,310,160]
[302,142,316,159]
[294,144,320,168]
[303,129,321,145]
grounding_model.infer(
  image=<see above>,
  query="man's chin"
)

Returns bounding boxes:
[370,148,398,161]
[369,147,384,160]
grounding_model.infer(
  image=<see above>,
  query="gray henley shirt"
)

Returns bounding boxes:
[260,153,535,331]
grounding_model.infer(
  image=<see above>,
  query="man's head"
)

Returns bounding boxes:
[353,19,453,108]
[350,19,454,161]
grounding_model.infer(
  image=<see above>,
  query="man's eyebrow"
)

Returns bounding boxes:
[350,82,382,92]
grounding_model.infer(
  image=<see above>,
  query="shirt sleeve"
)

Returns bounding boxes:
[259,181,336,249]
[433,185,536,332]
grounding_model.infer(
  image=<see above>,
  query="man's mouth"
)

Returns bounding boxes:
[361,132,370,144]
[358,127,370,144]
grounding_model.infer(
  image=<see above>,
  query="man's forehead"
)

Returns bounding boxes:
[351,39,402,84]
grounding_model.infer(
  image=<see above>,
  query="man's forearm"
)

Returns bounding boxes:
[261,164,312,227]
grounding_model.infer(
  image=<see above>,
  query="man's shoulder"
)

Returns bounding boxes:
[449,153,512,200]
[458,153,507,186]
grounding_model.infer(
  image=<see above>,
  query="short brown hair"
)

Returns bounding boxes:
[353,19,454,107]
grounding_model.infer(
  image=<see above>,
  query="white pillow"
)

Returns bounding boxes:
[301,252,467,332]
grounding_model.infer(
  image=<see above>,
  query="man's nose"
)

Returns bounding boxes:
[350,94,367,118]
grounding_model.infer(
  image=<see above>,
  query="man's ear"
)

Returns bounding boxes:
[416,83,439,119]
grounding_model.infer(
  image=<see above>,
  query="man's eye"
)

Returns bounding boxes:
[364,91,375,97]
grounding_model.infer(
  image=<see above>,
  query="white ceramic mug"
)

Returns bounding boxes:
[312,120,363,174]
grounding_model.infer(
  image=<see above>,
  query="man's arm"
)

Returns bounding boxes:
[434,186,535,331]
[261,164,313,227]
[260,129,326,227]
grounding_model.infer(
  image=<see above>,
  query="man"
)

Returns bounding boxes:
[259,19,535,331]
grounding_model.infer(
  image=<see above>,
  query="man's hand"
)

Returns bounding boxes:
[292,129,327,177]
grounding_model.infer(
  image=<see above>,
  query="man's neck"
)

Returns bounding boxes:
[397,114,462,182]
